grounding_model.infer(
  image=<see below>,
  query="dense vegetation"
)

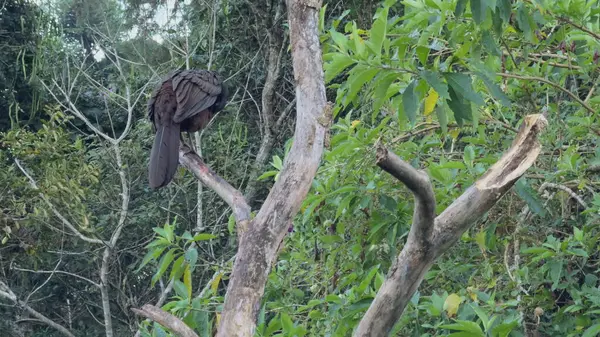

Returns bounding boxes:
[0,0,599,336]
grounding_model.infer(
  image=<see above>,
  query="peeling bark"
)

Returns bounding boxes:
[355,114,548,336]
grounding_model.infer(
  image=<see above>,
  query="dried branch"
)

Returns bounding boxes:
[376,146,436,244]
[178,145,251,231]
[559,16,600,40]
[11,265,101,288]
[355,114,548,336]
[132,304,198,337]
[497,72,595,115]
[0,282,76,337]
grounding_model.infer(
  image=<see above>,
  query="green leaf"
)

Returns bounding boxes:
[351,22,366,58]
[184,247,198,270]
[455,0,468,17]
[416,46,430,65]
[436,103,448,133]
[192,233,216,241]
[444,73,485,106]
[153,227,167,238]
[164,224,174,243]
[491,321,519,337]
[152,248,176,286]
[272,155,283,169]
[516,4,534,41]
[481,31,501,57]
[372,71,398,115]
[582,323,600,337]
[324,53,356,83]
[496,0,512,22]
[136,245,166,273]
[446,86,472,125]
[173,280,189,299]
[369,6,388,56]
[169,255,185,280]
[514,179,547,217]
[329,30,348,52]
[471,0,488,24]
[357,265,379,294]
[470,305,490,330]
[344,66,380,107]
[440,320,485,335]
[280,312,293,332]
[420,70,450,99]
[463,145,475,168]
[402,80,419,124]
[475,72,511,106]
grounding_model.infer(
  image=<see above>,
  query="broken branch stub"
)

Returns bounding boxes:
[355,114,547,336]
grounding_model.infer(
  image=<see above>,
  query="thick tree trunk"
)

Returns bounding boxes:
[215,0,329,335]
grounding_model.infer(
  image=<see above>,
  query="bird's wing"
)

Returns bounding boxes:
[171,70,222,124]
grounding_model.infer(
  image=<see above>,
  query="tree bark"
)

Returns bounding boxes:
[215,0,329,335]
[354,114,548,336]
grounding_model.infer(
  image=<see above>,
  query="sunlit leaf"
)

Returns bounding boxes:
[424,87,439,116]
[444,293,463,317]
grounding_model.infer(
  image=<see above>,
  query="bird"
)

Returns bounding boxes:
[147,69,228,189]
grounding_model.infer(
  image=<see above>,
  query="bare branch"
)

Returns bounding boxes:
[356,114,548,336]
[497,72,595,115]
[559,16,600,40]
[0,282,76,337]
[178,145,251,230]
[132,304,198,337]
[376,146,436,245]
[11,265,101,288]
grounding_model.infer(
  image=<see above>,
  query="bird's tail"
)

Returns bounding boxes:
[148,123,180,189]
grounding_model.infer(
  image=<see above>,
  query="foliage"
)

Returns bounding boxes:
[1,0,599,336]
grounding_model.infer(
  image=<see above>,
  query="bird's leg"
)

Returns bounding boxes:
[187,132,198,156]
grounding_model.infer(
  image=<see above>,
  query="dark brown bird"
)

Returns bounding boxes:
[148,69,228,189]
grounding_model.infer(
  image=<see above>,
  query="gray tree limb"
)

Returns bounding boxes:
[215,0,329,335]
[355,114,548,336]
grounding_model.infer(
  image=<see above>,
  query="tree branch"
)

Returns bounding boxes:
[376,146,436,246]
[0,282,76,337]
[132,304,198,337]
[178,145,252,231]
[13,159,105,245]
[355,114,548,336]
[497,72,595,115]
[559,16,600,40]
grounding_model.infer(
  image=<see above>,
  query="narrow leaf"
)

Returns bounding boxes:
[402,80,419,124]
[455,0,468,17]
[420,70,450,99]
[471,0,488,24]
[446,86,472,125]
[445,73,485,106]
[514,179,547,217]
